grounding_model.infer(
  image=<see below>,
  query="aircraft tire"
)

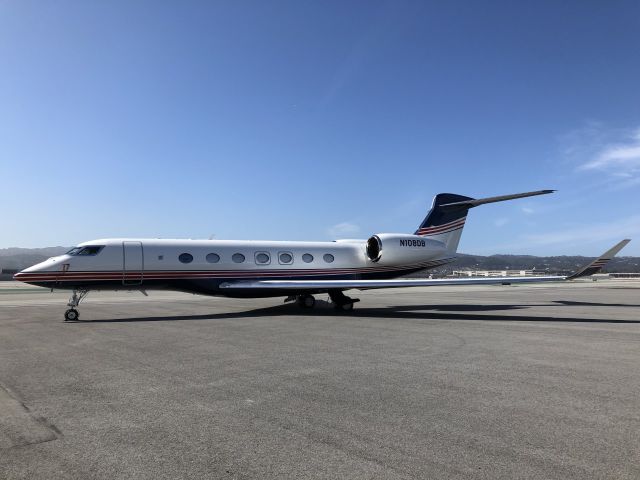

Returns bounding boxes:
[298,295,315,308]
[64,308,79,321]
[338,302,354,312]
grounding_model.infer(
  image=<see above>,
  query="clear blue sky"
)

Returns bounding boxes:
[1,1,640,255]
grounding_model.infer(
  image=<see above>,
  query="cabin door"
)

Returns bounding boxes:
[123,241,143,285]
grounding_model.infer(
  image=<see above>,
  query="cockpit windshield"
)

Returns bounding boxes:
[66,246,104,256]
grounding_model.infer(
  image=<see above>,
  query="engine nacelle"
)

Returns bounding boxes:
[365,233,447,265]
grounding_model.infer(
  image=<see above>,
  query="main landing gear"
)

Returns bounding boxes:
[328,289,360,312]
[64,289,89,321]
[286,291,359,312]
[296,294,316,308]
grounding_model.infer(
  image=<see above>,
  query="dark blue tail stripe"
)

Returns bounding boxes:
[415,193,473,234]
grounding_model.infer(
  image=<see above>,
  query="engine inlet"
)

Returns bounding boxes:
[366,235,382,262]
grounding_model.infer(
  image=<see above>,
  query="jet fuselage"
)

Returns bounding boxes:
[15,237,453,298]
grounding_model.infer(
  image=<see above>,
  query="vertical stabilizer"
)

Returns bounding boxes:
[415,189,554,254]
[415,194,472,253]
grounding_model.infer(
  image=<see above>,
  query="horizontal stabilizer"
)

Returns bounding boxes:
[440,189,555,210]
[567,239,631,280]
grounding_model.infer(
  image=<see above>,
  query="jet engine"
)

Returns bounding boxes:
[365,234,447,265]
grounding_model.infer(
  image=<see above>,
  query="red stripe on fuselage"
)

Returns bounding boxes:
[417,218,466,235]
[417,226,464,237]
[14,259,455,283]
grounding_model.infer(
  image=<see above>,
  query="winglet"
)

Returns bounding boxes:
[567,239,631,280]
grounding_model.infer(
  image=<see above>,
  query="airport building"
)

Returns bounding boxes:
[451,270,640,279]
[607,272,640,279]
[451,269,557,277]
[0,268,18,281]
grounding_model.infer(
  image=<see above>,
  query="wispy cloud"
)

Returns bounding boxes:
[471,215,638,256]
[520,215,640,247]
[328,222,361,238]
[580,127,640,173]
[563,123,640,188]
[558,120,607,158]
[493,217,509,227]
[521,207,535,215]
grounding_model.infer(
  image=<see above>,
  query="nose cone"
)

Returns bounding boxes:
[17,264,39,275]
[13,263,42,284]
[13,269,30,283]
[13,258,62,285]
[12,273,27,284]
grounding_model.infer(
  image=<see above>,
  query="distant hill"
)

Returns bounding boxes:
[0,247,70,272]
[429,253,640,274]
[0,247,71,258]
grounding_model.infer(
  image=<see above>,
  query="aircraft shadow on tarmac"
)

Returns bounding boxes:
[552,300,640,308]
[76,300,640,324]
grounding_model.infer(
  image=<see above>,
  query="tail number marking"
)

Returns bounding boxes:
[400,239,426,247]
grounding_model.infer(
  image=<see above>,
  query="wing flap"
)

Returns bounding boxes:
[220,276,566,291]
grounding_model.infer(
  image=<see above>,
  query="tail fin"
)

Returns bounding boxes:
[415,189,555,253]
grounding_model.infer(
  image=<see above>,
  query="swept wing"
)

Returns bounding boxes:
[220,239,630,292]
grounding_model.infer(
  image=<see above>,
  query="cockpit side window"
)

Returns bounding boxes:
[67,246,105,256]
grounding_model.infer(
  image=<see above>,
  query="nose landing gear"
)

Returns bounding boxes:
[64,289,89,321]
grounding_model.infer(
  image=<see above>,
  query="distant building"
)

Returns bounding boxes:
[0,268,18,281]
[450,270,640,279]
[607,272,640,279]
[451,270,548,277]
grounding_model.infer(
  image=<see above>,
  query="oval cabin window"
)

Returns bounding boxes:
[302,253,314,263]
[279,252,293,264]
[323,254,334,263]
[255,252,270,264]
[206,253,220,263]
[232,253,245,263]
[179,253,193,264]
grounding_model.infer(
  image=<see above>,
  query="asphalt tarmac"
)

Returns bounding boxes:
[1,280,639,479]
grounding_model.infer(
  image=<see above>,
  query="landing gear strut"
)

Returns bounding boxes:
[64,289,89,321]
[287,291,359,311]
[329,289,359,312]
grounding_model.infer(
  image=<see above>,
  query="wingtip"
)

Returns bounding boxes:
[567,238,631,280]
[612,238,631,254]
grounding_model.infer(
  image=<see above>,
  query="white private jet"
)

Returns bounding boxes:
[14,190,630,321]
